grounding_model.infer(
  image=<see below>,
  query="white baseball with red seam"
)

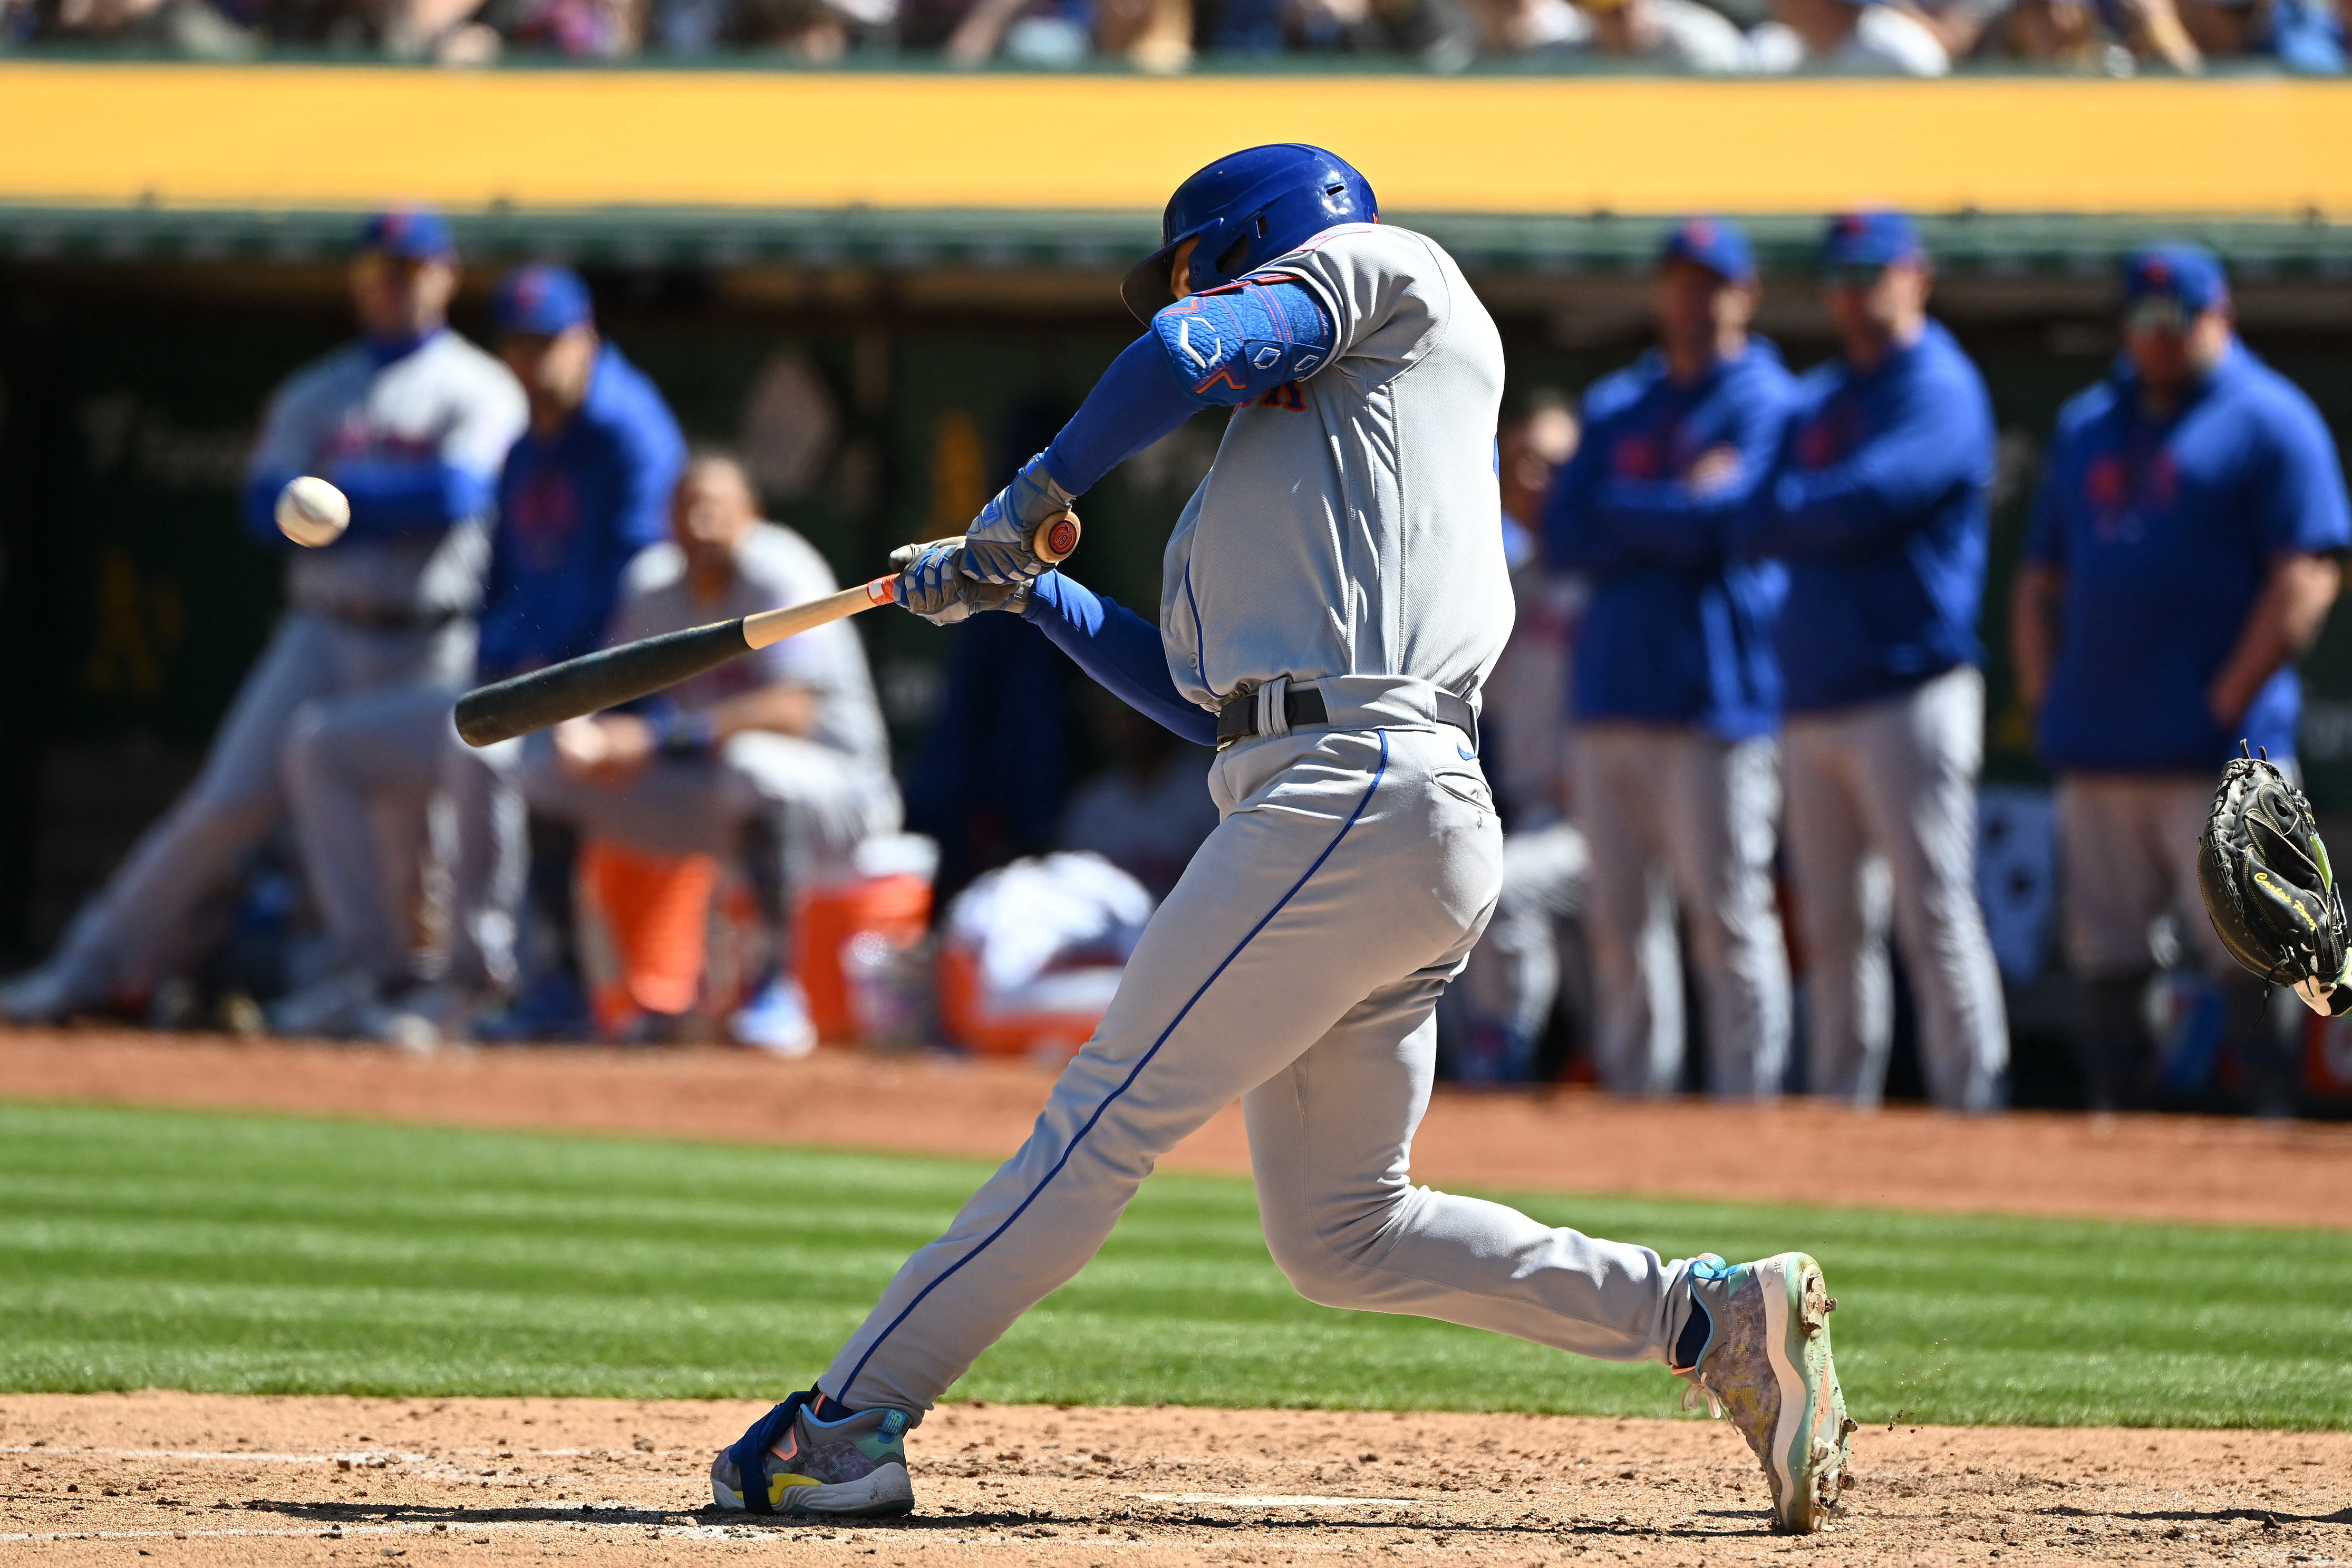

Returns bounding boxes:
[275,476,351,548]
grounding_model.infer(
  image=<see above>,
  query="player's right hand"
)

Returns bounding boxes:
[891,540,1030,626]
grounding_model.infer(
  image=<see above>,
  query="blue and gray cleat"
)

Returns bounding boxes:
[710,1390,916,1517]
[1673,1252,1855,1534]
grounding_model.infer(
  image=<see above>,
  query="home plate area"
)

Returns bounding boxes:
[5,1393,2348,1567]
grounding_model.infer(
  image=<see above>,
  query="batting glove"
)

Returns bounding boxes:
[891,540,1030,626]
[962,451,1075,586]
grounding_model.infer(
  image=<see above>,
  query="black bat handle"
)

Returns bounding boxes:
[454,618,752,747]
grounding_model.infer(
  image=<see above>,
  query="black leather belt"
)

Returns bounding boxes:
[1217,684,1329,748]
[1215,681,1479,752]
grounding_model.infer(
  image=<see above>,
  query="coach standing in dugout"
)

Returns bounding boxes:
[1740,210,2008,1112]
[2012,245,2351,1117]
[0,211,526,1027]
[271,264,686,1044]
[1546,217,1796,1099]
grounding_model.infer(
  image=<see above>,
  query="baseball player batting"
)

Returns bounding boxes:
[708,144,1854,1534]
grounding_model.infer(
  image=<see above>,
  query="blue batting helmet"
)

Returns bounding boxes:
[1120,144,1378,322]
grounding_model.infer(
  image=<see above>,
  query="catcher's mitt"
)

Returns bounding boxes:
[2198,749,2352,1016]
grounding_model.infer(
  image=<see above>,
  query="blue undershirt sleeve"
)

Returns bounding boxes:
[1021,570,1217,747]
[1040,333,1202,497]
[242,469,299,548]
[325,457,499,541]
[1036,278,1335,499]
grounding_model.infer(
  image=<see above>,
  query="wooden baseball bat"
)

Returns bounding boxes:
[453,511,1079,748]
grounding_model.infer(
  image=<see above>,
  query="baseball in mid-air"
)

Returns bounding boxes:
[275,476,351,548]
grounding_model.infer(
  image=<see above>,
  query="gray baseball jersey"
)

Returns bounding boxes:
[247,330,526,620]
[613,521,892,777]
[820,221,1713,1427]
[1160,223,1512,713]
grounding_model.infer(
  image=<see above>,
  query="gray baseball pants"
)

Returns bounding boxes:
[1444,820,1589,1082]
[1782,665,2008,1111]
[1571,725,1791,1100]
[46,609,470,1001]
[822,725,1695,1416]
[2053,771,2302,1111]
[288,697,898,993]
[2053,772,2232,978]
[512,732,897,876]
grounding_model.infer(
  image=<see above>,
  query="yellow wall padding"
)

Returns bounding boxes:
[4,64,2348,218]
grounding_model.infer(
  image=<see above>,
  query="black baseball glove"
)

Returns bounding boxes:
[2198,749,2352,1016]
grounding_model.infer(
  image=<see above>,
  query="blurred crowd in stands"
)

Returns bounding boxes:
[5,0,2345,75]
[5,202,2350,1123]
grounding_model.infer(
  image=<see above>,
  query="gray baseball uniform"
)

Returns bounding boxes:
[509,522,901,884]
[33,330,523,1006]
[820,225,1701,1417]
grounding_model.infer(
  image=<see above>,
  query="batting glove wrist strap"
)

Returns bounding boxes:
[892,540,1030,626]
[2198,748,2352,1015]
[962,451,1074,586]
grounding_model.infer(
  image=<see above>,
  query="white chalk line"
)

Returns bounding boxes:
[1,1445,650,1463]
[1135,1494,1420,1508]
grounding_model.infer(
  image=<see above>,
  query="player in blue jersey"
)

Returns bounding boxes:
[273,265,685,1041]
[0,210,525,1025]
[1548,217,1796,1101]
[704,146,1852,1536]
[2013,244,2350,1115]
[1739,210,2008,1113]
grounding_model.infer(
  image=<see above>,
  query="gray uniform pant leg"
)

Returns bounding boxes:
[1785,667,2008,1111]
[283,679,464,984]
[821,729,1691,1415]
[1574,727,1789,1098]
[2055,775,2229,978]
[1450,821,1588,1074]
[1572,731,1685,1096]
[1657,732,1790,1101]
[520,733,895,872]
[50,612,462,996]
[439,731,529,994]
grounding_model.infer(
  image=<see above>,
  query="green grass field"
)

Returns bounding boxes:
[2,1100,2347,1429]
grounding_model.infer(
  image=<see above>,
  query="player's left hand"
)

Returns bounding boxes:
[962,452,1075,585]
[892,540,1030,626]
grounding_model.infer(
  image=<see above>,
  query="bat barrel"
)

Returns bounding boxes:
[454,618,752,747]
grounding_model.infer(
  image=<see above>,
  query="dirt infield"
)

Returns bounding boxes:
[7,1028,2352,1565]
[5,1026,2352,1230]
[5,1392,2348,1567]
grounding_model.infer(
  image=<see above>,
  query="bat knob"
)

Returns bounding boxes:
[1033,511,1081,565]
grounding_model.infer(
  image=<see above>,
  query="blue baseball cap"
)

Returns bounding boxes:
[1658,216,1756,285]
[1822,210,1923,270]
[359,208,457,262]
[2124,243,2230,315]
[492,265,595,337]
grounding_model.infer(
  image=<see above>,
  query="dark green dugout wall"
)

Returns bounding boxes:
[6,258,2352,961]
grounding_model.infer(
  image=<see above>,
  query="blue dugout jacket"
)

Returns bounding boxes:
[1739,319,1995,715]
[477,344,686,682]
[2028,341,2352,773]
[1546,339,1795,739]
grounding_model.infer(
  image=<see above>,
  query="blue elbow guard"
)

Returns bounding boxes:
[1151,278,1333,408]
